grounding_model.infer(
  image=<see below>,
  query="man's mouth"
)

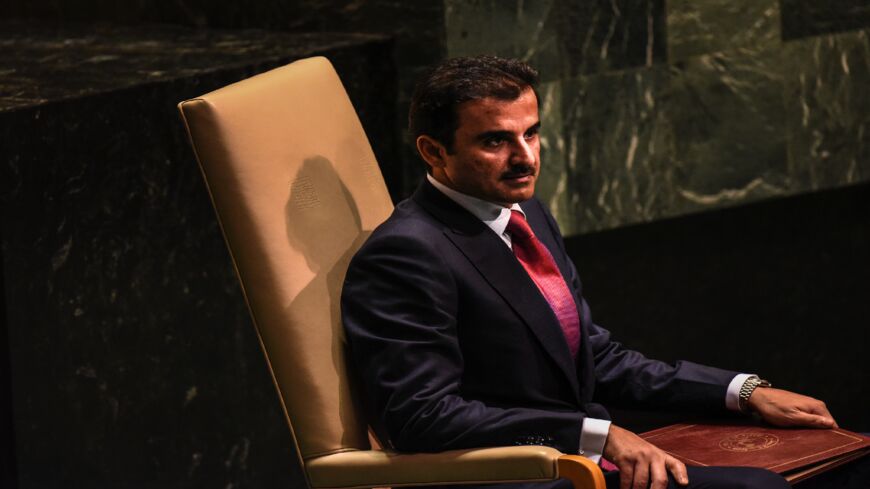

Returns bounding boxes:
[501,165,536,180]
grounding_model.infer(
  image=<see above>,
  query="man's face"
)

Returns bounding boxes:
[429,88,541,206]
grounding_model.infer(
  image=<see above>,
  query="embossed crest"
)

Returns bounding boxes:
[719,432,780,452]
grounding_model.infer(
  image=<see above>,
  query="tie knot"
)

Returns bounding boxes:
[507,210,534,241]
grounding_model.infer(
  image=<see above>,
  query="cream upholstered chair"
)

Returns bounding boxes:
[177,56,605,489]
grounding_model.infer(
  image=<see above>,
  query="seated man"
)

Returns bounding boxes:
[341,55,866,489]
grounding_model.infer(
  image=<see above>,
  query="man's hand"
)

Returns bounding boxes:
[748,387,838,429]
[603,424,688,489]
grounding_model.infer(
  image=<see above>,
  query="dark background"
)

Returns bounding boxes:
[1,1,868,488]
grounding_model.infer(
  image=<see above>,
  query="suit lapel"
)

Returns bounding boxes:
[412,181,581,400]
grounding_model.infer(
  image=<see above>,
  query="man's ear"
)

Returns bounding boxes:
[416,135,448,171]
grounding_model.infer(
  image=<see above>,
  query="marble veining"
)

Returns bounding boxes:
[0,21,385,112]
[539,27,870,235]
[667,0,781,61]
[781,0,870,40]
[784,30,870,191]
[445,0,561,82]
[445,0,666,82]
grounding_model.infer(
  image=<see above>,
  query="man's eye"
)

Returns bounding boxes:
[524,128,539,139]
[484,138,504,147]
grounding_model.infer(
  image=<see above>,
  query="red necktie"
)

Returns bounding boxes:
[507,210,581,358]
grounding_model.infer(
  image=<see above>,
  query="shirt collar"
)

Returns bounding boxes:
[426,174,524,238]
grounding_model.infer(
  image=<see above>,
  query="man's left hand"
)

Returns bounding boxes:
[748,387,838,429]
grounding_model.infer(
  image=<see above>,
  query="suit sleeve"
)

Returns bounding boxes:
[537,203,739,412]
[341,230,584,453]
[583,298,740,411]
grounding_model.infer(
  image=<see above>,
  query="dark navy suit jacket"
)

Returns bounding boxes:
[342,179,738,455]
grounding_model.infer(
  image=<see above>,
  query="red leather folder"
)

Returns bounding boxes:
[640,422,870,483]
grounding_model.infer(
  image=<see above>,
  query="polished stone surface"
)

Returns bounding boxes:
[781,0,870,40]
[667,0,781,61]
[784,31,870,191]
[568,181,870,433]
[0,21,402,197]
[445,0,666,82]
[0,254,12,488]
[539,26,870,235]
[445,0,562,82]
[4,1,447,198]
[7,2,870,229]
[0,21,395,489]
[0,22,377,110]
[552,0,667,76]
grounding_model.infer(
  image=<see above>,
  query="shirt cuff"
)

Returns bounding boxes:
[579,417,611,463]
[726,373,755,411]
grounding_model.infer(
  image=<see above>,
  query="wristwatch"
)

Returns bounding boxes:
[738,375,772,413]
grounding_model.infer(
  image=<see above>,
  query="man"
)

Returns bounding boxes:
[341,56,862,489]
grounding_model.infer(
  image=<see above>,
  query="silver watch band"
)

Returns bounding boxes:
[738,375,772,413]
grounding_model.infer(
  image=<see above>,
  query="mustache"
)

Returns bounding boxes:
[501,164,536,179]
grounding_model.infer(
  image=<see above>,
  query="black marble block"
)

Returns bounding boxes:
[781,0,870,40]
[567,181,870,433]
[0,253,13,488]
[0,21,396,489]
[3,0,447,198]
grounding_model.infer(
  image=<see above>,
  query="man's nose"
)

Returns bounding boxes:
[511,138,536,164]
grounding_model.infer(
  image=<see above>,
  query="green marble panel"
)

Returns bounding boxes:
[781,0,870,40]
[540,66,697,236]
[666,47,790,200]
[539,28,870,235]
[783,30,870,190]
[551,0,667,76]
[536,80,568,220]
[445,0,666,80]
[445,0,563,81]
[667,0,781,61]
[540,44,791,234]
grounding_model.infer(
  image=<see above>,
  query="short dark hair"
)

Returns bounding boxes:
[408,55,539,152]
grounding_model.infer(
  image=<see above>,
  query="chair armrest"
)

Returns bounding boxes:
[305,446,606,489]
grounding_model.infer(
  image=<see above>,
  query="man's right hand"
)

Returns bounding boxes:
[747,387,838,429]
[603,424,689,489]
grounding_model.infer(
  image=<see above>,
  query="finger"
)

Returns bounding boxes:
[649,458,669,489]
[632,461,649,489]
[810,403,839,428]
[792,412,836,428]
[803,412,836,428]
[619,463,634,489]
[666,456,689,486]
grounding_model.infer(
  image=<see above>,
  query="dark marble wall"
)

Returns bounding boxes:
[5,0,869,228]
[781,0,870,40]
[0,22,395,489]
[567,181,870,433]
[0,251,14,488]
[446,0,667,81]
[5,87,293,488]
[1,0,446,195]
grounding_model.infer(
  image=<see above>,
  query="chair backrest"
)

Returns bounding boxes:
[178,57,394,462]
